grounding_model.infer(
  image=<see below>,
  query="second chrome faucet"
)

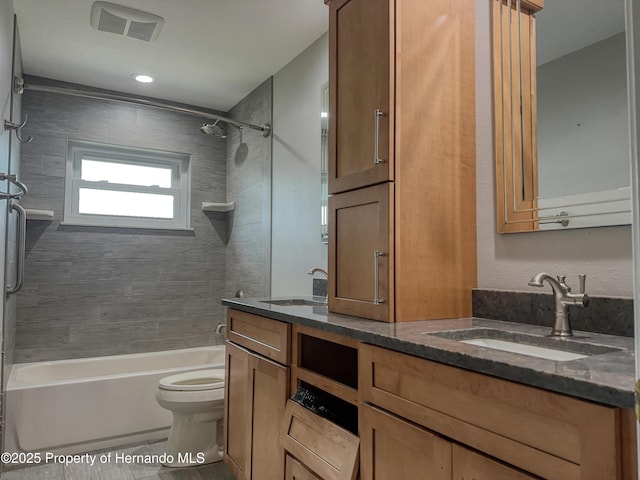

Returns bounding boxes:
[528,273,590,337]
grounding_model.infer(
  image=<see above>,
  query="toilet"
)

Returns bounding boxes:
[155,369,225,467]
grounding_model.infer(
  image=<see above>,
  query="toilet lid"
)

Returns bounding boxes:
[159,369,225,391]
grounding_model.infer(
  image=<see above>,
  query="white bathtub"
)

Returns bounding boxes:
[5,346,225,455]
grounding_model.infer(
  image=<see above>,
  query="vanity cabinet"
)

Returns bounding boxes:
[360,404,537,480]
[326,0,477,322]
[359,343,631,480]
[224,309,290,480]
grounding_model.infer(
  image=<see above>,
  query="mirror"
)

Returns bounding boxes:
[492,0,631,232]
[321,82,329,243]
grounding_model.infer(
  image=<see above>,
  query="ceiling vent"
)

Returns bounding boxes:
[90,2,164,42]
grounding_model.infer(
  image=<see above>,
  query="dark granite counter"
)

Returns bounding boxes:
[222,297,635,409]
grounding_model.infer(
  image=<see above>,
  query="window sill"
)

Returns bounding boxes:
[59,222,195,235]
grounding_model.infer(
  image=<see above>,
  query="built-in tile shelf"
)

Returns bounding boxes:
[25,208,54,221]
[201,201,235,213]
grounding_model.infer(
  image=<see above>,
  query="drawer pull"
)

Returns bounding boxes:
[374,250,386,305]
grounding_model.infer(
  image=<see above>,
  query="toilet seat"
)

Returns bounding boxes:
[158,369,225,392]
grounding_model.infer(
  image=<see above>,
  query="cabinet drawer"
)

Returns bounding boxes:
[359,344,619,480]
[227,309,290,365]
[280,400,359,480]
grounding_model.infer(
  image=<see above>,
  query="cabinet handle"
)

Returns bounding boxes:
[374,109,385,165]
[374,250,386,305]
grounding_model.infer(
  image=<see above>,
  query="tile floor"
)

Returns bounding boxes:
[1,440,235,480]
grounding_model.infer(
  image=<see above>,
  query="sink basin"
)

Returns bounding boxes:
[261,298,327,307]
[460,338,588,361]
[427,328,621,362]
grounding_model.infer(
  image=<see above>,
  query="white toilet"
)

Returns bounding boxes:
[155,369,225,467]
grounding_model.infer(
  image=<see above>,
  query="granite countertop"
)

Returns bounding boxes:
[222,297,636,409]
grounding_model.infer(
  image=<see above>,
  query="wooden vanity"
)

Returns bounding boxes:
[223,306,637,480]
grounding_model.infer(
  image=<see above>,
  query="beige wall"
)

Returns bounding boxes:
[475,0,634,298]
[271,34,328,297]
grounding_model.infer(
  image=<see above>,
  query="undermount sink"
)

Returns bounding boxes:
[427,328,621,362]
[261,298,327,307]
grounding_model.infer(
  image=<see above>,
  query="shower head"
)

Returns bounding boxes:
[200,120,227,138]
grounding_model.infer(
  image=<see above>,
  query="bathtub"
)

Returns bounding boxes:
[5,345,225,455]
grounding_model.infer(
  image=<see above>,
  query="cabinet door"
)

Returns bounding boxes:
[285,455,321,480]
[360,404,451,480]
[249,351,289,480]
[452,445,538,480]
[225,341,290,480]
[224,342,251,480]
[328,183,393,322]
[329,0,392,193]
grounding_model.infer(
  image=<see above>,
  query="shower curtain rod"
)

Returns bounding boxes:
[23,83,271,137]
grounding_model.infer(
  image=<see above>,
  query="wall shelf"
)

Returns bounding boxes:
[202,201,235,213]
[25,209,54,221]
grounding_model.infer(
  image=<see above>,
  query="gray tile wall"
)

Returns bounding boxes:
[15,85,230,362]
[225,78,273,299]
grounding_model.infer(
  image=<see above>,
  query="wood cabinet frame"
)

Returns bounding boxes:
[327,0,477,322]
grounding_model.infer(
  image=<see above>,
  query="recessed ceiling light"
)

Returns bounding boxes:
[131,73,155,84]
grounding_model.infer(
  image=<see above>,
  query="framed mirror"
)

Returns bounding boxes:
[493,0,630,232]
[321,82,329,243]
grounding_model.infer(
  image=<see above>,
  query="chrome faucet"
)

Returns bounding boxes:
[528,273,589,337]
[307,267,328,302]
[307,267,328,278]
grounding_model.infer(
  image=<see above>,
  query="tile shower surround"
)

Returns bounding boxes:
[14,77,271,362]
[473,289,634,337]
[224,78,272,300]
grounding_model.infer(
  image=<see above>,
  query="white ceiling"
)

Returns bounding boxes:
[13,0,329,111]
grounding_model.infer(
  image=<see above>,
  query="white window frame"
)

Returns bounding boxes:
[64,140,192,230]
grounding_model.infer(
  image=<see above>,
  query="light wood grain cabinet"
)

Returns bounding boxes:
[280,401,359,480]
[285,455,321,480]
[359,343,636,480]
[360,404,451,480]
[224,310,290,480]
[327,0,477,323]
[329,0,391,194]
[328,184,392,322]
[224,341,250,478]
[452,445,538,480]
[360,404,539,480]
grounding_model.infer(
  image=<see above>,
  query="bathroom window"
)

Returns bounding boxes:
[64,140,191,230]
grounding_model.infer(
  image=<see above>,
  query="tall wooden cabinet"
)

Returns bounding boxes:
[327,0,477,322]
